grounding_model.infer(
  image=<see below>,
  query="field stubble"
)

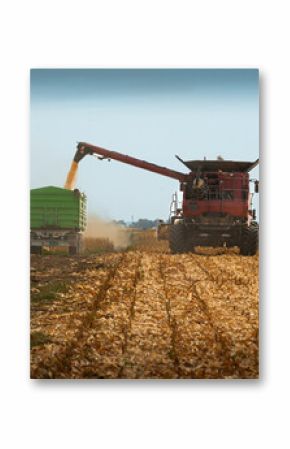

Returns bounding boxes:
[31,230,259,379]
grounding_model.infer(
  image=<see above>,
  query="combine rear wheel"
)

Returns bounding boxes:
[239,223,259,256]
[169,223,191,254]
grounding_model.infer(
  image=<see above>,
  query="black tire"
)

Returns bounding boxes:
[31,246,42,255]
[69,246,77,255]
[169,223,191,254]
[239,223,259,256]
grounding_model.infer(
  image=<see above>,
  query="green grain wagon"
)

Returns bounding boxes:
[30,186,87,255]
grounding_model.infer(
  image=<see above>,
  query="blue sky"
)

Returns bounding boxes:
[30,69,259,221]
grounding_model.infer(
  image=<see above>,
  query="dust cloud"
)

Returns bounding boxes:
[64,161,78,190]
[85,215,130,249]
[64,162,129,249]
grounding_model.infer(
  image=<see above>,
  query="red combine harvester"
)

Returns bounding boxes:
[73,142,259,255]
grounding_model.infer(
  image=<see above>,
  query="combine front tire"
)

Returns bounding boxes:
[239,223,259,256]
[169,223,190,254]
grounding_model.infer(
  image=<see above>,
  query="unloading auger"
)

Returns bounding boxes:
[68,141,259,255]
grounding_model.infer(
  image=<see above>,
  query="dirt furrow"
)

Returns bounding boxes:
[30,253,125,378]
[71,252,142,378]
[161,255,224,378]
[183,255,259,378]
[120,253,177,379]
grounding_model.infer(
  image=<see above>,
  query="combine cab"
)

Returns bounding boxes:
[69,142,259,255]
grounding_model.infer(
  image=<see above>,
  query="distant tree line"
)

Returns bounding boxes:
[113,218,161,229]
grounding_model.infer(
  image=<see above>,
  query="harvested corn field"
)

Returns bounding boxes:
[31,235,259,379]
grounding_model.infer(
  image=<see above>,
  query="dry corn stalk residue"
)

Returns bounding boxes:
[30,233,259,379]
